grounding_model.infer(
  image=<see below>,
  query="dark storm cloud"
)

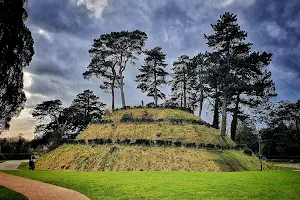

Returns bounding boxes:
[21,0,300,122]
[238,0,300,100]
[26,0,98,38]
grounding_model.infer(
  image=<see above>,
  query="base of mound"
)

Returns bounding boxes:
[36,144,271,171]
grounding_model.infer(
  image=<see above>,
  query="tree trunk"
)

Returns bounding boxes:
[198,89,204,118]
[221,92,227,138]
[111,78,115,112]
[154,71,158,107]
[230,94,240,141]
[183,78,187,109]
[180,82,183,108]
[212,88,220,129]
[119,75,126,108]
[86,95,90,122]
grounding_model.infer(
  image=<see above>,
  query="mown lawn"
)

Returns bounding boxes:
[2,164,300,200]
[0,185,27,200]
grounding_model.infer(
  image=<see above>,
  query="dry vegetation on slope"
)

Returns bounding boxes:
[103,108,201,123]
[36,144,267,172]
[77,124,235,147]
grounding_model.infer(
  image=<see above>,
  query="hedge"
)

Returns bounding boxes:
[66,138,231,150]
[0,153,31,160]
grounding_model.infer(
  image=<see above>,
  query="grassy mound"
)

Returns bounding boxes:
[36,144,265,172]
[78,124,235,147]
[79,108,234,148]
[103,108,201,123]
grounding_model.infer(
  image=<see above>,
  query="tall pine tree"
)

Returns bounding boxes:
[136,46,168,106]
[171,55,193,109]
[71,90,106,123]
[205,12,249,137]
[190,52,210,118]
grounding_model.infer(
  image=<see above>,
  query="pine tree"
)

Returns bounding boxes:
[205,12,249,138]
[71,90,106,123]
[85,30,147,109]
[205,52,223,129]
[171,55,193,109]
[83,42,118,111]
[136,46,168,106]
[229,52,276,140]
[190,52,210,118]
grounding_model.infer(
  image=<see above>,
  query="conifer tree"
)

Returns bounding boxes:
[190,52,210,118]
[71,89,106,123]
[84,30,147,109]
[171,55,193,109]
[136,46,168,106]
[205,12,249,137]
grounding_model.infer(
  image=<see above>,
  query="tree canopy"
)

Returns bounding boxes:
[0,0,34,131]
[136,46,168,106]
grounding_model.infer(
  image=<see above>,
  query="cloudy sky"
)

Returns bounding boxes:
[2,0,300,139]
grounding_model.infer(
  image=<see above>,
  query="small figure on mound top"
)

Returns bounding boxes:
[141,100,144,107]
[29,156,35,170]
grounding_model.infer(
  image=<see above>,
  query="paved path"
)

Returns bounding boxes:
[0,172,90,200]
[274,163,300,170]
[0,160,29,170]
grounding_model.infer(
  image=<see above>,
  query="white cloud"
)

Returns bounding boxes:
[264,22,287,40]
[205,0,255,8]
[23,72,33,89]
[71,0,110,18]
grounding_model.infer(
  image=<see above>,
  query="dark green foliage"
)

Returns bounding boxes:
[120,113,135,123]
[171,55,194,109]
[243,148,253,156]
[32,91,105,147]
[85,30,148,109]
[205,12,250,137]
[189,52,210,118]
[136,46,168,106]
[236,120,258,153]
[0,153,31,160]
[0,0,34,132]
[85,138,225,149]
[69,90,106,132]
[261,100,300,157]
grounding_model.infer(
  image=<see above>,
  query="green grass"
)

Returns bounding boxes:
[35,144,269,171]
[2,167,300,200]
[0,185,27,200]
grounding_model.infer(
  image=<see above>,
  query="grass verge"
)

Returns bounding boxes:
[2,167,299,200]
[0,185,27,200]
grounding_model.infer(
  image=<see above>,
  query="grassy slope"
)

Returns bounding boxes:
[36,144,268,172]
[77,123,235,147]
[79,108,235,147]
[103,108,201,122]
[2,167,300,200]
[0,185,27,200]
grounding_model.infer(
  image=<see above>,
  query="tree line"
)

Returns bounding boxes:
[82,12,276,141]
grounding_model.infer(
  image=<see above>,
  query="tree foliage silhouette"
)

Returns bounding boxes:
[136,46,168,106]
[0,0,34,131]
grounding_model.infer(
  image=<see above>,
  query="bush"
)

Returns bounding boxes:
[0,153,31,160]
[120,113,135,123]
[140,110,154,122]
[244,148,253,156]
